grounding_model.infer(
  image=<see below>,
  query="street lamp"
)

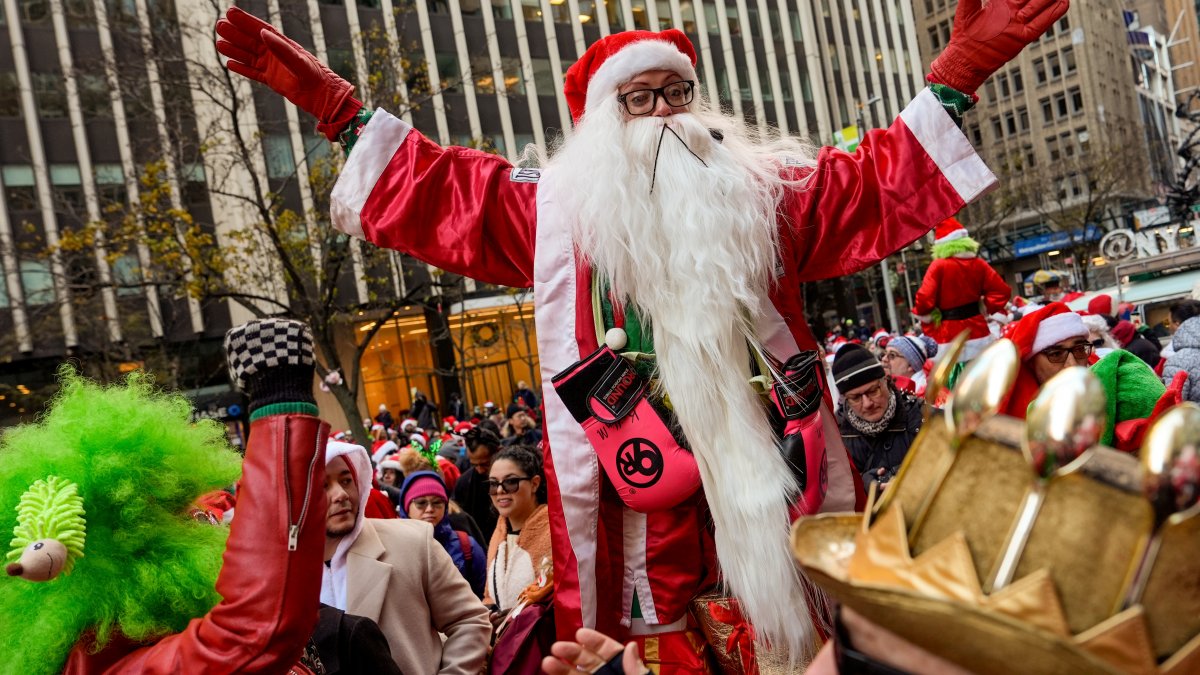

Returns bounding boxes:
[856,94,899,332]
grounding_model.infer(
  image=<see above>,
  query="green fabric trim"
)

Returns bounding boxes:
[1090,349,1165,447]
[595,276,658,380]
[928,84,974,128]
[249,402,319,422]
[932,237,980,259]
[339,107,374,157]
[632,589,643,619]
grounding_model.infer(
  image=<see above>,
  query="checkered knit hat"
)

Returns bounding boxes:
[224,318,314,391]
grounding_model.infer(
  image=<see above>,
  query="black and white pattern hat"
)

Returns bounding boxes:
[224,318,314,391]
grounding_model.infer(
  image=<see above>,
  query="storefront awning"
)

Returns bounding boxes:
[1067,269,1200,310]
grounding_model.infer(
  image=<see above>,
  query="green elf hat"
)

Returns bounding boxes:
[1089,349,1165,448]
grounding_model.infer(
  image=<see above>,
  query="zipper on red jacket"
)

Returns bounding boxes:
[290,425,322,551]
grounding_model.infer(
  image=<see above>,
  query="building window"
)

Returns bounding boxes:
[0,72,19,117]
[531,58,554,96]
[1040,97,1052,123]
[679,0,697,32]
[328,49,356,85]
[991,115,1002,138]
[705,0,718,34]
[996,73,1009,98]
[1046,136,1059,162]
[1018,107,1029,131]
[724,3,738,35]
[630,0,649,29]
[64,0,94,24]
[1012,69,1023,93]
[1077,127,1090,154]
[758,64,773,101]
[32,73,67,118]
[78,73,111,118]
[1004,111,1016,135]
[1063,46,1076,74]
[1047,53,1061,79]
[2,165,37,210]
[435,52,460,92]
[1068,86,1083,114]
[112,255,142,296]
[1033,58,1046,84]
[20,260,54,306]
[1054,92,1067,118]
[928,27,940,51]
[19,0,48,22]
[263,134,295,179]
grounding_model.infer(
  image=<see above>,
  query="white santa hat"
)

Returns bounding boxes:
[563,29,699,123]
[933,217,969,246]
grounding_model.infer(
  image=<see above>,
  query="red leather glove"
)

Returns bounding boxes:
[216,6,362,140]
[928,0,1069,96]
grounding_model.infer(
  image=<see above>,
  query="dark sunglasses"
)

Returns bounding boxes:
[486,476,531,495]
[1040,342,1092,364]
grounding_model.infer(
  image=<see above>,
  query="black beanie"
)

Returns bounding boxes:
[831,344,886,395]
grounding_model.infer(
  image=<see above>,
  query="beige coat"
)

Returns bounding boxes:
[343,518,491,674]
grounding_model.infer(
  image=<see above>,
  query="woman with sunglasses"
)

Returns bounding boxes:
[397,470,488,598]
[484,445,551,617]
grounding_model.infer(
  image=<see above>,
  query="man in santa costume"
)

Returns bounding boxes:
[215,0,1066,665]
[913,217,1012,362]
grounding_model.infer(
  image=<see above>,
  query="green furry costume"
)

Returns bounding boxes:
[0,369,242,675]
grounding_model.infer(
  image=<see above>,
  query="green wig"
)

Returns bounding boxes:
[932,235,980,259]
[0,368,242,675]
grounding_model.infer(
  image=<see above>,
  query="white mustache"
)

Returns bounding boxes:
[648,120,710,194]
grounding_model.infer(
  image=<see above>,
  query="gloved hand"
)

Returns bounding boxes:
[225,318,317,414]
[215,7,362,140]
[928,0,1069,96]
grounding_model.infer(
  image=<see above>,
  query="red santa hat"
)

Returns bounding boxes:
[933,217,969,246]
[1007,302,1089,361]
[1081,294,1109,315]
[563,30,698,123]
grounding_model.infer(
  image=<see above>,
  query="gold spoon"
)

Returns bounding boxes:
[990,366,1106,591]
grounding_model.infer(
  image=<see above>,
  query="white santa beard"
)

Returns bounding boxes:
[548,105,822,661]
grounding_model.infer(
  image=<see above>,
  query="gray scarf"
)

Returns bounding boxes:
[844,387,898,436]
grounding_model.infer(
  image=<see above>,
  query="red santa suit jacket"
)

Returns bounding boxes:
[913,254,1011,361]
[328,88,996,641]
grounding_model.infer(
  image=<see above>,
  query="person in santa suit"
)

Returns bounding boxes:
[215,0,1066,666]
[913,217,1012,363]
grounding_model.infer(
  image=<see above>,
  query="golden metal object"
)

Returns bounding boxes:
[1123,404,1200,623]
[908,339,1019,546]
[924,330,970,415]
[992,368,1107,591]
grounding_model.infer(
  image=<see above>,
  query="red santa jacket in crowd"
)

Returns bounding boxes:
[913,254,1011,361]
[327,89,996,641]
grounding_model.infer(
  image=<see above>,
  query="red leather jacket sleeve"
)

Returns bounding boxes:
[66,414,329,674]
[330,110,538,288]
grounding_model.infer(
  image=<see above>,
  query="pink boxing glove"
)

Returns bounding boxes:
[552,347,701,512]
[770,352,829,517]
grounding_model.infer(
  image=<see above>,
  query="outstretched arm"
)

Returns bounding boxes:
[781,0,1067,281]
[216,7,537,288]
[98,320,328,673]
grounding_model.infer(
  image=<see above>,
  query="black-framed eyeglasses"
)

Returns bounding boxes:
[486,476,532,495]
[1039,342,1093,364]
[617,80,695,116]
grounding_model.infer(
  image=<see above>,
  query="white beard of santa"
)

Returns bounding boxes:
[543,93,825,661]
